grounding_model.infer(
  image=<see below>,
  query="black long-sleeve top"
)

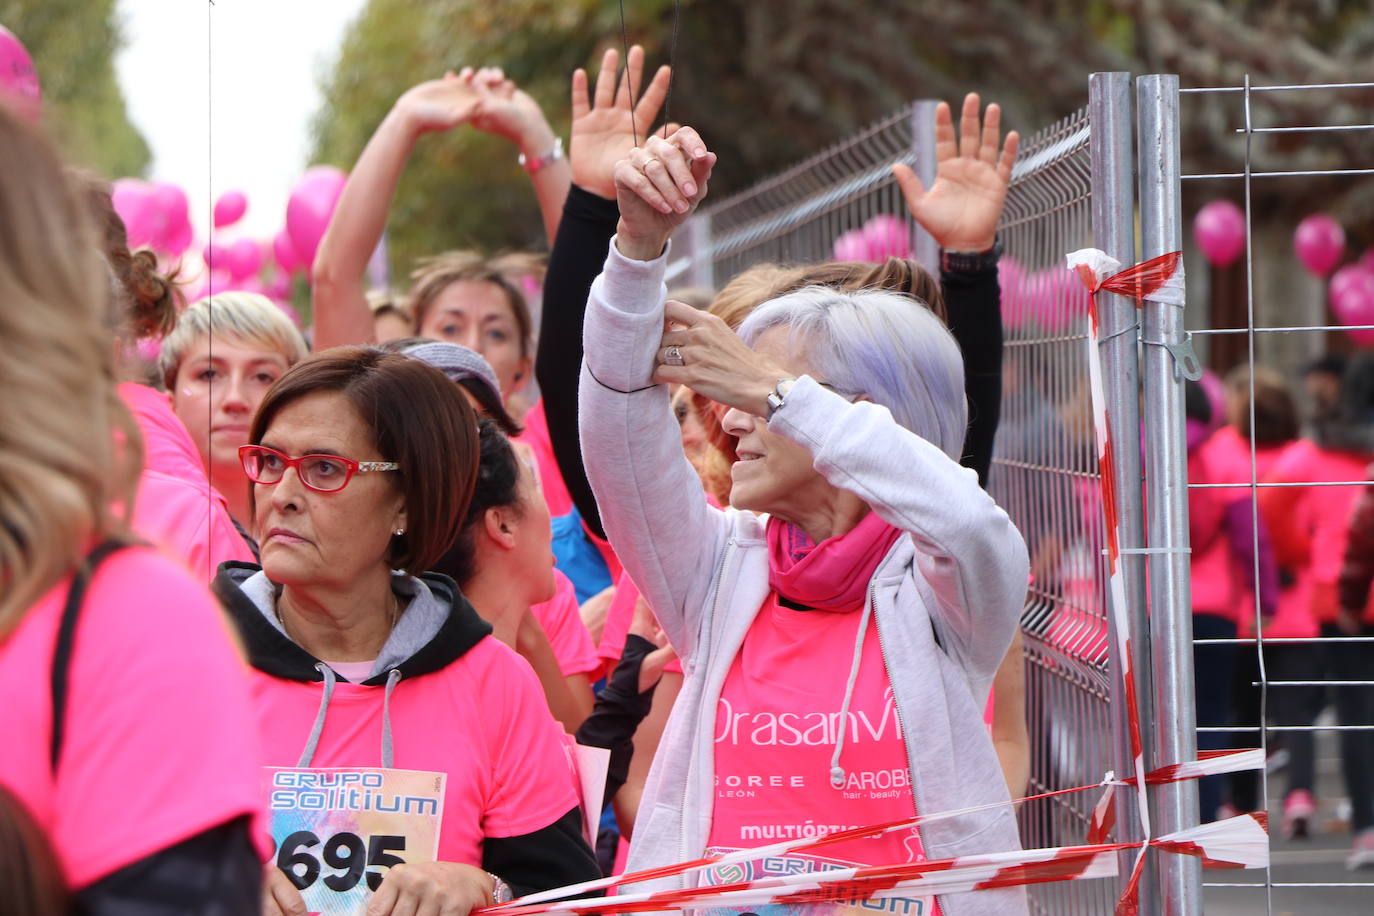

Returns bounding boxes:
[535,186,1005,543]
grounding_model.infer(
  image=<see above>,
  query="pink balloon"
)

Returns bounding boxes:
[225,237,264,281]
[1294,214,1345,277]
[998,257,1028,329]
[1024,267,1089,331]
[1330,264,1374,310]
[162,219,193,258]
[148,183,190,254]
[213,190,248,229]
[1193,200,1246,268]
[832,228,869,262]
[0,24,42,124]
[1332,273,1374,346]
[286,165,347,270]
[860,214,911,261]
[273,227,301,274]
[111,179,158,248]
[203,240,229,272]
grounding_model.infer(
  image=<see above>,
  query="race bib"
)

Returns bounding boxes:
[702,847,940,916]
[264,767,446,916]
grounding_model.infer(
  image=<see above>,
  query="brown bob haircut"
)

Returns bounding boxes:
[247,347,479,574]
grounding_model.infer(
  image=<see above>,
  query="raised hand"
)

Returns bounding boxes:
[468,66,556,151]
[892,92,1019,253]
[613,126,715,261]
[394,69,485,135]
[572,45,672,200]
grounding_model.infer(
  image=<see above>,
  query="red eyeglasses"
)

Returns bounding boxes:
[239,445,400,493]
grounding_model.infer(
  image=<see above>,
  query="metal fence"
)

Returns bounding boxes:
[1172,77,1374,916]
[662,70,1374,916]
[996,92,1125,916]
[664,101,940,288]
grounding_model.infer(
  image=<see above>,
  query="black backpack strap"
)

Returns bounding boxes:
[50,540,132,773]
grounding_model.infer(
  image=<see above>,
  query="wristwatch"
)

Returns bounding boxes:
[940,236,1003,274]
[518,136,564,175]
[765,378,798,418]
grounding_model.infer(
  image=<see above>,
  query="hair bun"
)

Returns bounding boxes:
[123,248,180,339]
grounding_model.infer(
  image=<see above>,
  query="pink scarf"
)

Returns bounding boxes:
[766,512,904,612]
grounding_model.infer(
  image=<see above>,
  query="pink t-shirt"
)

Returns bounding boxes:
[119,383,252,579]
[249,636,578,865]
[1,546,266,889]
[1262,439,1374,626]
[530,568,601,678]
[706,595,940,916]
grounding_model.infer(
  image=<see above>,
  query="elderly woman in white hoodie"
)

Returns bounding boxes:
[580,105,1030,916]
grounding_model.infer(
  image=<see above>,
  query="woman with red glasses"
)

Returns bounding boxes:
[212,348,598,916]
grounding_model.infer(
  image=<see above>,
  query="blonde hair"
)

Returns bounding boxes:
[158,292,310,391]
[0,108,142,631]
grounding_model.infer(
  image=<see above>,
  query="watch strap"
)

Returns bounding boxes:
[940,236,1003,275]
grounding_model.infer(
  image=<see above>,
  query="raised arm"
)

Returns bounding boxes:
[466,67,571,245]
[312,72,486,350]
[579,127,728,656]
[895,94,1019,487]
[539,47,670,540]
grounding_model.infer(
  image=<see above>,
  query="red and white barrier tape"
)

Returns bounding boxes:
[482,813,1265,916]
[479,749,1262,916]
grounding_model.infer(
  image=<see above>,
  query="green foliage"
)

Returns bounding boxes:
[312,0,1374,275]
[0,0,150,177]
[310,0,678,277]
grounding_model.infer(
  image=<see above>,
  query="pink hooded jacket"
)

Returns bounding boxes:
[119,383,252,578]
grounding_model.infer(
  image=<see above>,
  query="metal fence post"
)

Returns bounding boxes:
[909,99,940,275]
[684,212,714,291]
[1137,73,1202,916]
[1089,70,1154,908]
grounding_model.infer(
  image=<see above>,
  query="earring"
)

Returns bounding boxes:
[394,528,405,536]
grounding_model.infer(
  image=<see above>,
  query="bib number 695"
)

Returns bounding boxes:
[276,830,406,892]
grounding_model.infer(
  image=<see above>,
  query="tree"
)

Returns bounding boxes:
[0,0,151,178]
[310,0,1374,278]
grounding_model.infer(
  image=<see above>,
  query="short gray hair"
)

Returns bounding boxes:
[737,286,967,459]
[158,292,309,390]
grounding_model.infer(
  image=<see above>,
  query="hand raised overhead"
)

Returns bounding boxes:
[394,68,486,135]
[613,126,715,261]
[571,45,673,200]
[892,92,1019,253]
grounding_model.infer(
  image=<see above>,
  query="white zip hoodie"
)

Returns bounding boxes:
[579,239,1031,916]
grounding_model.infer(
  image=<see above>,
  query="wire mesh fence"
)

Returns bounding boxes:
[664,102,937,289]
[993,107,1121,916]
[1172,77,1374,916]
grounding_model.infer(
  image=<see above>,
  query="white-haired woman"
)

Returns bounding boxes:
[580,125,1029,916]
[158,292,309,537]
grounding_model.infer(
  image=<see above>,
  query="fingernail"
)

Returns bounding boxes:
[683,182,696,196]
[695,148,707,157]
[659,202,673,214]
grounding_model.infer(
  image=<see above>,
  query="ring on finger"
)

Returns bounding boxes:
[662,345,685,366]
